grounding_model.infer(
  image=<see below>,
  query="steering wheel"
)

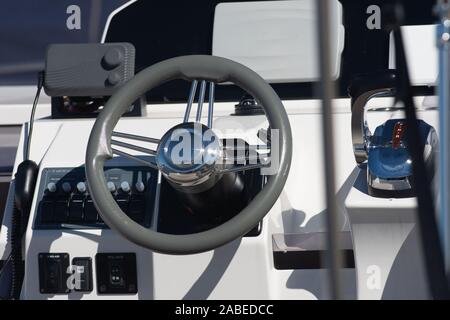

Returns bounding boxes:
[85,55,292,254]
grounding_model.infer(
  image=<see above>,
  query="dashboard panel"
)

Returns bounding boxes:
[34,166,158,230]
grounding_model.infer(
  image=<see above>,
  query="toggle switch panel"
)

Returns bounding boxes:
[34,166,157,230]
[95,253,138,294]
[38,253,70,294]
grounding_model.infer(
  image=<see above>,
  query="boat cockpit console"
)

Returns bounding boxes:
[0,0,447,300]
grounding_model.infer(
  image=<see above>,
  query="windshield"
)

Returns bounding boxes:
[0,0,128,85]
[104,0,436,102]
[1,0,436,101]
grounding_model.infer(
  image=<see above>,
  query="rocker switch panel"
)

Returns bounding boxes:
[38,253,70,294]
[95,253,137,294]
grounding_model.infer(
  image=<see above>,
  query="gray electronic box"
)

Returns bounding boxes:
[44,43,135,97]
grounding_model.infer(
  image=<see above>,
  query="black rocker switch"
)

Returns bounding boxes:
[109,260,125,287]
[115,196,129,214]
[53,199,69,223]
[84,197,98,223]
[72,257,93,292]
[40,200,54,224]
[69,196,84,223]
[38,253,70,294]
[128,196,145,223]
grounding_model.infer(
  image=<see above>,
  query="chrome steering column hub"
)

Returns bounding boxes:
[156,122,222,191]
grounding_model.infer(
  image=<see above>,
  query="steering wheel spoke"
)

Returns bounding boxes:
[111,131,159,169]
[111,148,157,169]
[216,141,271,173]
[112,131,160,144]
[183,80,198,123]
[216,162,269,174]
[183,80,215,128]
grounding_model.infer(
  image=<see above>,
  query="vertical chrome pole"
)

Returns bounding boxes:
[184,80,198,123]
[316,0,342,299]
[437,0,450,273]
[208,82,215,128]
[196,80,207,122]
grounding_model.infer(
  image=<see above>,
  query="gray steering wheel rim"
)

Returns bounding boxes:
[86,55,292,254]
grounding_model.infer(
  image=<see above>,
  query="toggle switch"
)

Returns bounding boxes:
[135,181,145,193]
[62,182,72,193]
[120,181,131,193]
[47,182,57,193]
[76,182,87,193]
[107,181,116,193]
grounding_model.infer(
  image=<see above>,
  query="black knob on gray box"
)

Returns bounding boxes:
[102,48,124,69]
[107,72,122,86]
